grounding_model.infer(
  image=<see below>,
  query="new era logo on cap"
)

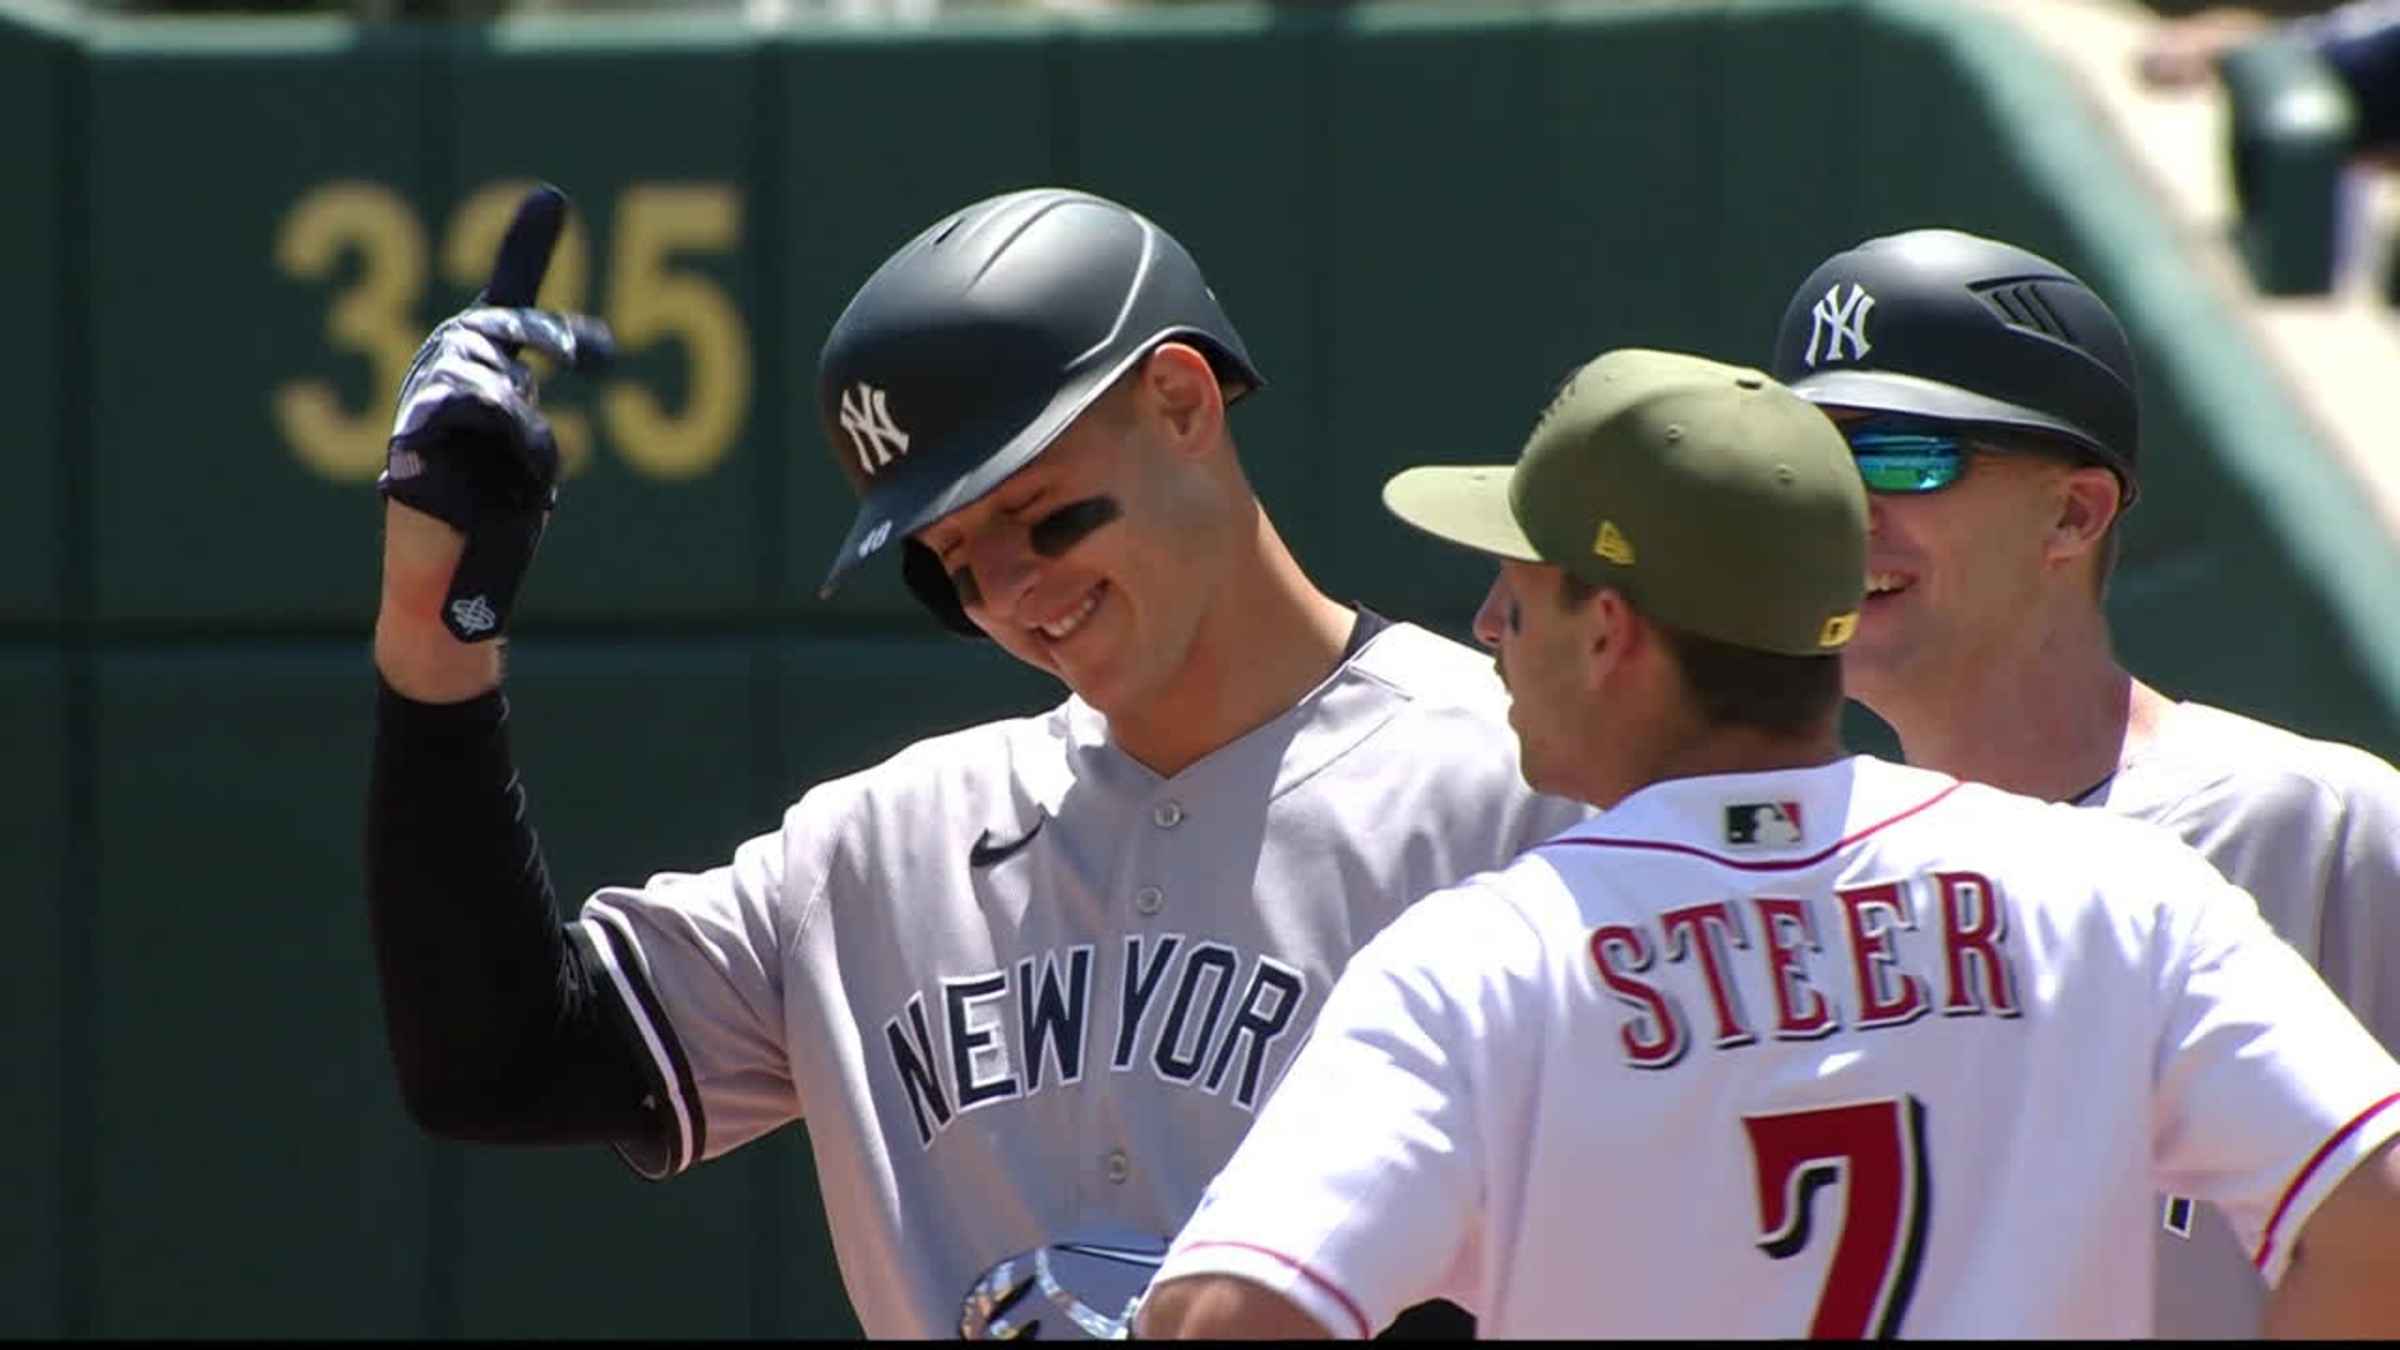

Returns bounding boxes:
[1725,801,1803,847]
[1593,519,1636,565]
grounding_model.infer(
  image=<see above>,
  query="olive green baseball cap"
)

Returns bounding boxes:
[1383,348,1866,656]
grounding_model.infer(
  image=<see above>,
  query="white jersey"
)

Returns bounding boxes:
[560,620,1591,1338]
[1156,756,2400,1339]
[2084,701,2400,1339]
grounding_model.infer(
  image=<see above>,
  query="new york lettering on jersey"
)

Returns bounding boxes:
[882,934,1309,1147]
[579,621,1590,1337]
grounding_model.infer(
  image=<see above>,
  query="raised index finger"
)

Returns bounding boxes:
[484,183,567,308]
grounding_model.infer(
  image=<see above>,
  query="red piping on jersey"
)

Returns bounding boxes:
[2254,1090,2400,1274]
[1535,782,1966,871]
[1174,1239,1373,1339]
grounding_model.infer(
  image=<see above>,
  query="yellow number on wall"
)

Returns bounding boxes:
[271,182,427,482]
[444,181,599,478]
[603,185,753,480]
[277,179,754,485]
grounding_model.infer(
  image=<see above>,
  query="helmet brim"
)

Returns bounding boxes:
[1788,369,2091,449]
[1788,368,2136,499]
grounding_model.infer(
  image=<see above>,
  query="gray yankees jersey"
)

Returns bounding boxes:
[2087,701,2400,1339]
[566,620,1591,1337]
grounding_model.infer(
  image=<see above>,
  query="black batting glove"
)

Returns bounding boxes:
[377,185,614,643]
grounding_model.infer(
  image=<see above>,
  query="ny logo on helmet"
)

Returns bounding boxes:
[840,383,912,475]
[1805,283,1876,367]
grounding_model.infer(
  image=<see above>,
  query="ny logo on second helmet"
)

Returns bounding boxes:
[1804,283,1876,367]
[841,382,912,475]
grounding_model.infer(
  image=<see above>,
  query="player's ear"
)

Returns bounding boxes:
[1140,341,1225,450]
[2045,465,2121,567]
[1582,585,1634,689]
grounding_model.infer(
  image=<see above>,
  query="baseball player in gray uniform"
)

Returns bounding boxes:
[1139,349,2400,1339]
[363,185,1587,1338]
[1766,227,2400,1338]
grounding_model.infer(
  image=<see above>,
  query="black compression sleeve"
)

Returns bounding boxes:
[365,676,667,1157]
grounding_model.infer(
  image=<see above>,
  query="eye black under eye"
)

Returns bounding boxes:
[1028,496,1122,558]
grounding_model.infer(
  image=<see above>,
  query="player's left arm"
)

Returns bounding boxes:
[1141,885,1535,1339]
[2151,848,2400,1283]
[2266,1132,2400,1336]
[1139,1273,1331,1340]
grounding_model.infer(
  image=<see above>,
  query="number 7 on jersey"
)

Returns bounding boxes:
[1742,1096,1932,1338]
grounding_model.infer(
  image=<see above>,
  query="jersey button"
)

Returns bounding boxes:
[1152,801,1184,828]
[1134,886,1165,916]
[1103,1148,1132,1184]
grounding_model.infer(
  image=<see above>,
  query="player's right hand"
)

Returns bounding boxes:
[959,1230,1166,1339]
[377,184,614,643]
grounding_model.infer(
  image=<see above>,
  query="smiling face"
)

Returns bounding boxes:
[1826,407,2101,710]
[914,345,1238,721]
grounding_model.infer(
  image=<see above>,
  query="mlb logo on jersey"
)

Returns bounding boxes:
[1724,801,1803,847]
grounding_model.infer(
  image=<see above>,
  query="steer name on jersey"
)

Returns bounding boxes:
[1590,865,2018,1067]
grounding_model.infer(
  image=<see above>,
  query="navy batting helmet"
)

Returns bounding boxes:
[816,187,1265,635]
[1769,228,2140,504]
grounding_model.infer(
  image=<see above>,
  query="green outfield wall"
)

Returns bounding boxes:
[5,0,2394,1336]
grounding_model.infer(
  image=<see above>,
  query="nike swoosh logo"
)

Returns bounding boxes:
[1052,1241,1166,1269]
[968,815,1045,868]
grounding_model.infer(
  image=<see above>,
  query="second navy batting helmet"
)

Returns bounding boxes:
[816,187,1265,635]
[1769,228,2140,504]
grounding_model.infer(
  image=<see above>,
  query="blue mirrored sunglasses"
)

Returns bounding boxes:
[1839,418,1977,494]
